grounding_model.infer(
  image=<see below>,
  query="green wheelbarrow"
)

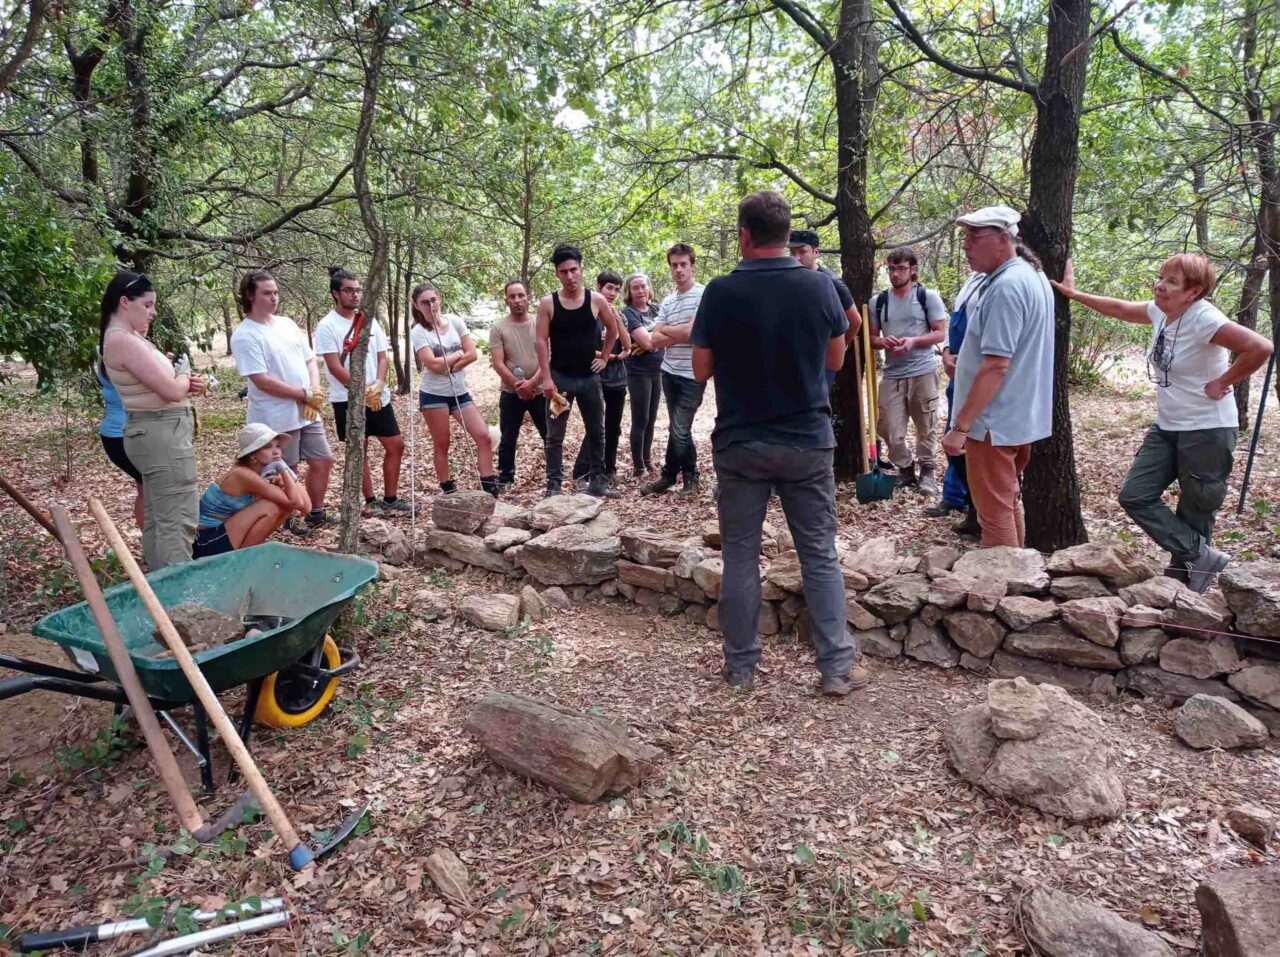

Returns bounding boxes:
[5,542,379,791]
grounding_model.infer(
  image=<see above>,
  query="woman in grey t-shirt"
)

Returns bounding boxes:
[621,273,663,476]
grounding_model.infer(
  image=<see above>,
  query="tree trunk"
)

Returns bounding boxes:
[464,691,661,802]
[1234,230,1267,430]
[221,298,235,355]
[336,10,390,554]
[1018,0,1090,551]
[828,0,879,482]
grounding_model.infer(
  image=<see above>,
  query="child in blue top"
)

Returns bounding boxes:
[192,423,311,559]
[98,367,144,530]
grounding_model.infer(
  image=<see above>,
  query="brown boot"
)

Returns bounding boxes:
[821,665,870,696]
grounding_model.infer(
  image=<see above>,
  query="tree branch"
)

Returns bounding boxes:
[0,0,48,96]
[1107,29,1235,127]
[882,0,1037,94]
[766,0,832,49]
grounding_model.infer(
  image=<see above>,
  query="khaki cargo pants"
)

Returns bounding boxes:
[123,407,198,569]
[876,369,940,473]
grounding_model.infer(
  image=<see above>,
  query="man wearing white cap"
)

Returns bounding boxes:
[941,205,1054,548]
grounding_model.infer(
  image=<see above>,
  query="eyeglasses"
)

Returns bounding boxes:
[1147,321,1181,388]
[340,286,363,295]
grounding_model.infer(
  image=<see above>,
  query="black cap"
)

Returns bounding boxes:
[788,229,820,248]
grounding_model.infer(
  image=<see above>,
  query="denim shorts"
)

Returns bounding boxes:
[192,524,234,559]
[419,390,473,413]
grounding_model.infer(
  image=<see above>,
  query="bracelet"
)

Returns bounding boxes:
[953,425,970,434]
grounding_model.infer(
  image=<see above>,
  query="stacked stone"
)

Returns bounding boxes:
[370,501,1280,738]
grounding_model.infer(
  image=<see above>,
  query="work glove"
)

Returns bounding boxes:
[365,383,385,412]
[299,387,326,421]
[549,392,569,417]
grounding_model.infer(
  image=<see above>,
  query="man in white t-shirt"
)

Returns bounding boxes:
[230,269,334,533]
[315,267,407,515]
[641,243,707,497]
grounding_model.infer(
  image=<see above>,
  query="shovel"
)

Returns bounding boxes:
[854,304,894,504]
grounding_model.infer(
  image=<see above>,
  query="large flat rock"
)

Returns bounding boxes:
[1196,865,1280,957]
[952,547,1050,595]
[1220,561,1280,638]
[518,524,622,585]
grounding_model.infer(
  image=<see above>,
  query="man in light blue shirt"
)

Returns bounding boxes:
[943,205,1054,547]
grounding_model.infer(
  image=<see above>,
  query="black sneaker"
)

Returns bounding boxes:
[497,476,515,490]
[544,482,563,498]
[953,507,981,538]
[678,476,701,498]
[723,667,755,691]
[923,501,959,518]
[641,475,676,496]
[893,463,917,488]
[480,475,502,498]
[305,509,335,527]
[440,479,458,494]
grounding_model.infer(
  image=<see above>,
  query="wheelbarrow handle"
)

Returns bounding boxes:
[88,498,313,869]
[50,506,207,837]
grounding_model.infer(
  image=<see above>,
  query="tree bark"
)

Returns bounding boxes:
[1234,230,1267,430]
[336,9,390,554]
[1018,0,1090,550]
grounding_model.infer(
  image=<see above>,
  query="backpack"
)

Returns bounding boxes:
[874,283,929,328]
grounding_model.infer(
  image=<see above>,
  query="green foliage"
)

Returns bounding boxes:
[0,187,115,389]
[54,717,136,778]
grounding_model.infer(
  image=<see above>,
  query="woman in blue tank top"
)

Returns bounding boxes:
[99,366,145,529]
[192,423,312,559]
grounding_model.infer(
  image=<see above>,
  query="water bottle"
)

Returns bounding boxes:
[514,365,526,381]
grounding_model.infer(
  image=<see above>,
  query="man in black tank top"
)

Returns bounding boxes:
[535,243,623,497]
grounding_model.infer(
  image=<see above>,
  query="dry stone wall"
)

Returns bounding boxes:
[364,495,1280,737]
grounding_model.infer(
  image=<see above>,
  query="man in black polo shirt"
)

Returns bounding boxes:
[691,190,865,696]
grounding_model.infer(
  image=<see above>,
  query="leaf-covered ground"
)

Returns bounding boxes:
[2,353,1279,955]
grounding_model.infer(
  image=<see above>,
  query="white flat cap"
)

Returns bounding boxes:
[956,204,1021,236]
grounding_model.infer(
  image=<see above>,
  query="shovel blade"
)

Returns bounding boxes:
[315,802,371,860]
[855,471,895,504]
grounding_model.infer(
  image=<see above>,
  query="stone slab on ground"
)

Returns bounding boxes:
[464,691,661,802]
[1219,560,1280,638]
[862,574,930,624]
[1159,636,1239,679]
[1228,662,1280,709]
[1195,865,1280,957]
[945,681,1126,822]
[994,596,1058,630]
[943,611,1007,658]
[1058,596,1128,647]
[1045,540,1162,588]
[484,527,532,552]
[619,527,686,568]
[1022,887,1174,957]
[1225,805,1276,850]
[425,529,514,575]
[1175,694,1268,750]
[529,494,604,531]
[459,593,521,631]
[1050,575,1113,600]
[1119,575,1186,610]
[1004,621,1123,670]
[990,650,1104,692]
[1123,665,1241,703]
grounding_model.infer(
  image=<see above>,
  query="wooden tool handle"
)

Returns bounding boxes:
[0,473,57,537]
[50,507,206,835]
[87,498,312,868]
[850,323,870,475]
[861,304,877,445]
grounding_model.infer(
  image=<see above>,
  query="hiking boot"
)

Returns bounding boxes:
[678,476,701,497]
[953,507,981,538]
[1187,543,1229,594]
[586,477,620,499]
[723,666,755,691]
[380,497,412,514]
[641,475,676,496]
[285,516,314,537]
[1163,562,1191,585]
[480,475,502,498]
[917,471,938,497]
[544,481,563,498]
[894,462,917,488]
[440,479,458,494]
[574,476,591,492]
[923,501,960,518]
[821,665,870,697]
[304,508,335,527]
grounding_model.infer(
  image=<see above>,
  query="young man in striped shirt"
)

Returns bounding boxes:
[641,243,707,497]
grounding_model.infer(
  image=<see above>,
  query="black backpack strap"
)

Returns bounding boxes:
[875,291,888,326]
[916,283,928,316]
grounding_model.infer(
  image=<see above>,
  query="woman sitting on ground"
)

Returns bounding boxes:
[192,423,311,559]
[409,282,500,496]
[1052,253,1272,592]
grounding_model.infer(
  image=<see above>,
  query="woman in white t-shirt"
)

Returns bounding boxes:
[409,282,499,496]
[1053,253,1272,592]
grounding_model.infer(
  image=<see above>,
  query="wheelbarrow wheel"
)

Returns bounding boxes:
[255,635,341,729]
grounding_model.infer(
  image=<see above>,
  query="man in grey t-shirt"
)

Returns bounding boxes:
[869,245,947,496]
[944,205,1054,548]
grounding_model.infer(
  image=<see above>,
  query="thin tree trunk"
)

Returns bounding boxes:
[1018,0,1090,551]
[337,10,390,554]
[1234,230,1267,430]
[828,0,879,482]
[401,228,417,394]
[221,298,235,354]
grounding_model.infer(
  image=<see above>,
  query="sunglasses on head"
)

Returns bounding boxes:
[123,274,151,295]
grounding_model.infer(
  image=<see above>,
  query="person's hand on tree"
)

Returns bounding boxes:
[1049,258,1076,296]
